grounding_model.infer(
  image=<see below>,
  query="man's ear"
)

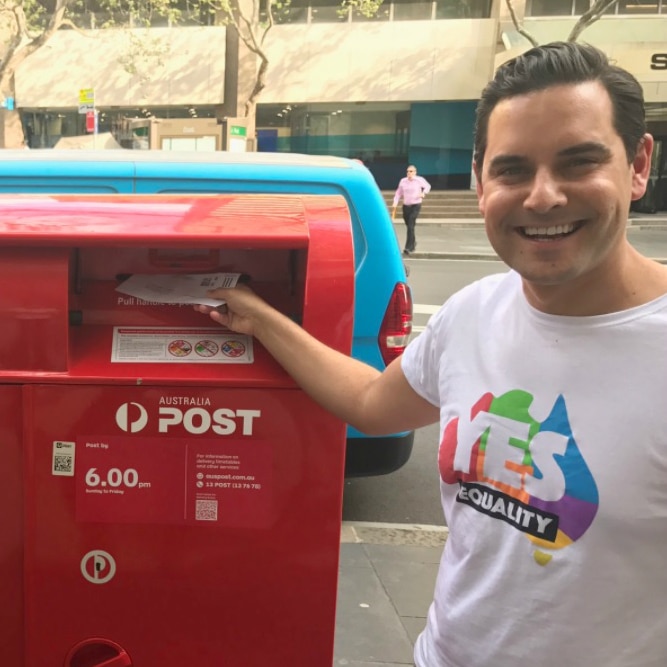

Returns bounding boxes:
[630,133,654,202]
[473,161,485,216]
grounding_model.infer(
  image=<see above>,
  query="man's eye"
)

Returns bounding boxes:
[565,157,597,169]
[497,166,527,178]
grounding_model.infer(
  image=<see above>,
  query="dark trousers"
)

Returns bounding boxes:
[402,203,421,252]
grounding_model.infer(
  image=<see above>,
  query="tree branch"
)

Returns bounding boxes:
[259,0,273,45]
[238,10,264,55]
[504,0,538,48]
[59,17,96,36]
[244,50,268,115]
[567,0,619,42]
[0,0,74,93]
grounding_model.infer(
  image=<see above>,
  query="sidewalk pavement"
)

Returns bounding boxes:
[395,212,667,262]
[335,522,447,666]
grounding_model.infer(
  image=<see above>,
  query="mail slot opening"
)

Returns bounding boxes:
[0,193,350,379]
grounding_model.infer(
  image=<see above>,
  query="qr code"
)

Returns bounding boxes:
[196,499,218,521]
[53,455,73,474]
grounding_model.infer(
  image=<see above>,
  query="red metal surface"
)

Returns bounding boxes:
[0,386,23,666]
[0,247,70,372]
[0,195,313,247]
[1,193,354,666]
[24,389,347,665]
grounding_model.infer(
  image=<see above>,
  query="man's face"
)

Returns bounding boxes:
[407,167,416,180]
[476,81,652,309]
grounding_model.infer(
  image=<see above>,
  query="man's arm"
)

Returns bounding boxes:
[195,287,439,435]
[391,180,403,220]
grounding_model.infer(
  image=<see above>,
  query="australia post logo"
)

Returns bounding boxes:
[115,398,260,436]
[440,390,598,565]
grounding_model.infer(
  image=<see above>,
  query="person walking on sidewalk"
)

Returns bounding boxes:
[196,42,667,667]
[392,165,431,255]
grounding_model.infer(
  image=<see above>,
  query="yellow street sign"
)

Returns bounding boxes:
[79,88,95,105]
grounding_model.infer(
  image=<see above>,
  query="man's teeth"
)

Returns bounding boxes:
[523,223,576,237]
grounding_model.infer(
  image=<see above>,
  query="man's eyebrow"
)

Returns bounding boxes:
[487,142,613,172]
[487,154,527,171]
[557,142,612,158]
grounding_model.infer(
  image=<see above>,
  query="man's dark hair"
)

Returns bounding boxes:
[474,41,646,173]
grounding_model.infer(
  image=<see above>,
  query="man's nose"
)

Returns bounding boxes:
[523,168,567,214]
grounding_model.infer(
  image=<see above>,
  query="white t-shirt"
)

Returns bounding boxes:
[402,270,667,667]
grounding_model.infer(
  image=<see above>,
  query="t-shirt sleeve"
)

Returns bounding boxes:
[401,304,450,408]
[401,272,514,410]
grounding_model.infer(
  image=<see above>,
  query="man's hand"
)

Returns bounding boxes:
[391,205,397,220]
[193,285,271,336]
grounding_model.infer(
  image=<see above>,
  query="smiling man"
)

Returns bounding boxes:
[474,55,665,316]
[197,43,667,667]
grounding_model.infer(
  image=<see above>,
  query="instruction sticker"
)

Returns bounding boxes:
[111,327,253,364]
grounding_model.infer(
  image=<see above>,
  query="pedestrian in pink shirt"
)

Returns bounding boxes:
[391,165,431,255]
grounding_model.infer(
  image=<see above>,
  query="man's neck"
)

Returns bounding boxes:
[522,247,667,317]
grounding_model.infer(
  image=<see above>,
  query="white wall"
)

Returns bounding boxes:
[16,27,227,108]
[14,12,667,111]
[261,19,498,103]
[16,19,497,109]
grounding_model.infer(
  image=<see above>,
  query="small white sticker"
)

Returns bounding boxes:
[52,440,75,477]
[81,550,116,584]
[111,327,253,364]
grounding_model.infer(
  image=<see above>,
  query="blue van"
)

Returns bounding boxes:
[1,150,413,476]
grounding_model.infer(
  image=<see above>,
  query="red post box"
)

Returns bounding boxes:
[0,194,354,667]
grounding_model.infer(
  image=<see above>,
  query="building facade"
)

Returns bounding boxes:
[12,0,667,204]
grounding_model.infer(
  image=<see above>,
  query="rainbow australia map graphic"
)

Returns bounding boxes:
[439,390,598,566]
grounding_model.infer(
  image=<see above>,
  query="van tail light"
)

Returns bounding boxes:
[379,282,413,365]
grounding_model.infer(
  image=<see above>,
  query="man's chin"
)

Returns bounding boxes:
[514,265,584,289]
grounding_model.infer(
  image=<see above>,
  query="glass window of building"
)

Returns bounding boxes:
[71,0,221,27]
[528,0,663,14]
[352,1,391,22]
[309,0,350,23]
[260,0,309,24]
[256,102,410,162]
[617,0,661,14]
[435,0,491,19]
[527,0,589,16]
[393,0,434,21]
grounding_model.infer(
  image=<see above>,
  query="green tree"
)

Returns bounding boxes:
[192,0,385,143]
[0,0,187,147]
[0,0,384,148]
[0,0,76,146]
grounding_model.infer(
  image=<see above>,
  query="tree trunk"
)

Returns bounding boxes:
[244,99,257,151]
[0,69,24,148]
[0,109,26,149]
[0,0,74,147]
